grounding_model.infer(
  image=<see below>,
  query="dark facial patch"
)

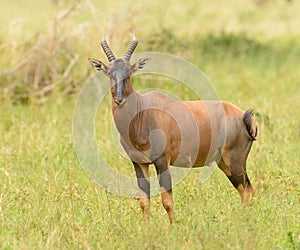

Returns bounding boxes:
[110,59,130,105]
[110,59,130,81]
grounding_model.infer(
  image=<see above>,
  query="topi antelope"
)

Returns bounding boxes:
[88,35,258,224]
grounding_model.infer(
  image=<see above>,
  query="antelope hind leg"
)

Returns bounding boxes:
[218,157,255,207]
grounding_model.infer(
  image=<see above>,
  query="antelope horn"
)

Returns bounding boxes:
[123,34,138,61]
[101,35,116,62]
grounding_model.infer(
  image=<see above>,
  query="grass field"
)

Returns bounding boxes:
[0,0,300,249]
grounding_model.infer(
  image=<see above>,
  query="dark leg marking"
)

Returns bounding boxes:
[218,156,255,207]
[133,162,150,220]
[153,156,174,224]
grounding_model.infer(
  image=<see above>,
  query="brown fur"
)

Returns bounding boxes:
[89,37,258,223]
[113,91,258,222]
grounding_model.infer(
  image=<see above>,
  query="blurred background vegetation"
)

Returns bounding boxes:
[0,0,299,104]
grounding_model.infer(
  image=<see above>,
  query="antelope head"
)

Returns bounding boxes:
[89,35,150,107]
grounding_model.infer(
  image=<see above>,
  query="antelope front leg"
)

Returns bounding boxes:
[153,156,174,224]
[133,162,150,221]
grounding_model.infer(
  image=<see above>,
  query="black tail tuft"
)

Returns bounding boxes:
[243,109,258,141]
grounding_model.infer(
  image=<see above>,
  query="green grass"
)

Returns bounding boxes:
[1,0,300,249]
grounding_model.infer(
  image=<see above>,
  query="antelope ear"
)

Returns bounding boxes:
[132,57,151,73]
[88,58,108,74]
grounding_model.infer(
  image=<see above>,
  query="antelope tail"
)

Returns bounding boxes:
[243,109,259,141]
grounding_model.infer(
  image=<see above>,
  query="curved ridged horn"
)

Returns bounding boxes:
[101,35,116,62]
[123,35,138,61]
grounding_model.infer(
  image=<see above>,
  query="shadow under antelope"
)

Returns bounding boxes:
[89,35,258,224]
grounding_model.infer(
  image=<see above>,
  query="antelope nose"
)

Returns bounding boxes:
[114,96,123,104]
[114,96,127,106]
